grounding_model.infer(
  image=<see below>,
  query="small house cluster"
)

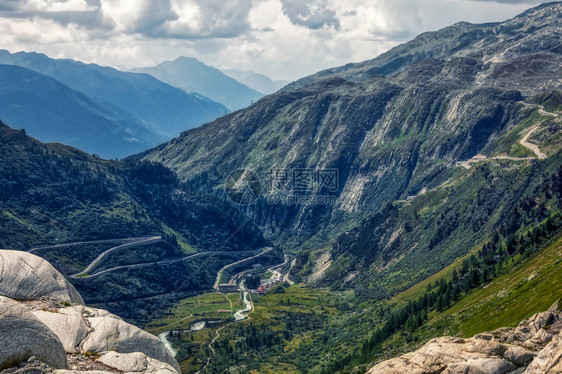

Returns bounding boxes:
[252,276,283,295]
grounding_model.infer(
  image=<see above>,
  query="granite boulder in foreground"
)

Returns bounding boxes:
[0,250,181,374]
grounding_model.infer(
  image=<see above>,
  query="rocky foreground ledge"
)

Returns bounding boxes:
[368,301,562,374]
[0,250,181,374]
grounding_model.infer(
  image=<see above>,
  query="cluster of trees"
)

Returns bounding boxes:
[236,323,282,350]
[204,323,285,373]
[281,312,324,339]
[244,274,261,290]
[203,309,328,373]
[169,331,200,363]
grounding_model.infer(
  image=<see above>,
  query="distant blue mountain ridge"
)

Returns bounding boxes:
[0,64,167,158]
[0,50,230,157]
[132,56,265,111]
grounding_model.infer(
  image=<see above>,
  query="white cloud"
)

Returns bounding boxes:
[0,17,78,45]
[28,0,96,12]
[0,0,552,80]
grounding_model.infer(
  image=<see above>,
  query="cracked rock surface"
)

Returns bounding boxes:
[0,297,68,371]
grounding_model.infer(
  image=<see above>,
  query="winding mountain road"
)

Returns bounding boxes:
[513,102,557,160]
[457,102,558,169]
[520,102,557,118]
[520,125,547,159]
[70,236,162,278]
[77,251,207,278]
[76,249,264,279]
[28,236,155,253]
[212,247,274,289]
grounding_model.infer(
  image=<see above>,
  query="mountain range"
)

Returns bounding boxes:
[132,56,265,111]
[285,3,561,94]
[223,68,289,95]
[142,2,561,253]
[0,50,229,158]
[134,3,562,370]
[0,50,286,158]
[0,2,561,374]
[0,64,167,157]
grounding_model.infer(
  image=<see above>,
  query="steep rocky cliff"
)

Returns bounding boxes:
[142,3,561,254]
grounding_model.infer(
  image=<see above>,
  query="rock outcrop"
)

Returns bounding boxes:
[368,301,562,374]
[0,250,83,304]
[33,307,90,354]
[96,351,178,374]
[53,352,179,374]
[1,357,54,374]
[525,334,562,374]
[0,250,180,374]
[33,305,181,372]
[0,296,67,371]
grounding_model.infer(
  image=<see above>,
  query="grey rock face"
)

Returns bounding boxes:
[0,251,180,374]
[0,250,84,304]
[80,310,181,373]
[367,301,562,374]
[1,357,53,374]
[33,305,181,374]
[0,297,67,371]
[32,308,90,353]
[97,351,178,374]
[366,336,522,374]
[524,333,562,373]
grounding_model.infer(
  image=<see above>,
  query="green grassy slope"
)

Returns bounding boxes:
[426,232,562,337]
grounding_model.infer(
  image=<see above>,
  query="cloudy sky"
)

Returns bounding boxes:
[0,0,550,81]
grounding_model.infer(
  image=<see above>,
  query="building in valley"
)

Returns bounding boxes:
[218,284,239,293]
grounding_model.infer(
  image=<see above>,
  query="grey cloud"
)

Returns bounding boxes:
[467,0,546,3]
[0,0,20,11]
[280,0,340,30]
[85,0,101,6]
[0,0,114,31]
[129,0,178,37]
[0,0,252,40]
[162,0,253,39]
[46,10,113,31]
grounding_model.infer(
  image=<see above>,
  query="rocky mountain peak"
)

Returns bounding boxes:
[285,2,561,92]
